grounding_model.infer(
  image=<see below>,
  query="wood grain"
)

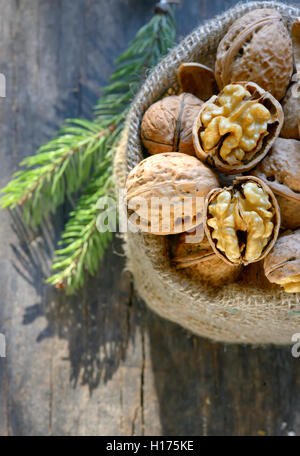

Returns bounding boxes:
[0,0,300,436]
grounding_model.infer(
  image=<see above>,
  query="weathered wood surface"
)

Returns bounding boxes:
[0,0,300,436]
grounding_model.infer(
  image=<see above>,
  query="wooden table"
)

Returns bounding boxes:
[0,0,299,436]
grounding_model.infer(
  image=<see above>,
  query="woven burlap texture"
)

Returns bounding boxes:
[114,1,300,344]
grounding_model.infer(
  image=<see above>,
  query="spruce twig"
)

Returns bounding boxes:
[95,6,176,123]
[1,5,177,293]
[0,119,110,227]
[46,128,118,294]
[46,142,115,294]
[49,8,176,293]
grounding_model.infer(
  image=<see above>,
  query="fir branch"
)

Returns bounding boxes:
[0,4,177,293]
[0,7,175,231]
[46,138,115,294]
[0,119,111,227]
[48,7,177,293]
[95,6,176,126]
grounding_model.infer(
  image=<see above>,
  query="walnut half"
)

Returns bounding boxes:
[177,62,218,102]
[204,176,280,265]
[192,82,283,174]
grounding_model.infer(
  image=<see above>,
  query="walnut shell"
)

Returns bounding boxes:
[125,152,220,235]
[215,8,293,100]
[170,229,242,286]
[204,176,280,266]
[264,230,300,293]
[281,84,300,140]
[241,260,277,290]
[275,196,300,230]
[171,226,209,267]
[177,63,218,101]
[192,81,283,174]
[141,93,203,156]
[292,18,300,72]
[252,138,300,229]
[281,18,300,139]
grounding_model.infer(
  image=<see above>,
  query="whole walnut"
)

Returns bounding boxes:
[170,228,242,286]
[125,152,219,235]
[252,138,300,229]
[264,230,300,293]
[141,93,203,156]
[204,176,280,266]
[192,82,283,174]
[215,9,293,100]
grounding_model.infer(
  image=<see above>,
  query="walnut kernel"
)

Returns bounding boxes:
[193,82,283,174]
[204,177,280,265]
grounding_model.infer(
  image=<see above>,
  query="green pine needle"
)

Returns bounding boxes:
[46,138,115,294]
[95,7,176,124]
[0,119,110,227]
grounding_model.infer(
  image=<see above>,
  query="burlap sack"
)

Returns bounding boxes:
[114,1,300,344]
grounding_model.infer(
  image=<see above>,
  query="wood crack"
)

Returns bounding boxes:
[48,342,54,435]
[140,324,145,435]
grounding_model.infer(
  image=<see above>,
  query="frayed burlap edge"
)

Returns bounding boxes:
[114,1,300,344]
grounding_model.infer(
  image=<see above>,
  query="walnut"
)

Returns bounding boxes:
[241,261,277,290]
[281,84,300,140]
[292,18,300,73]
[177,63,218,101]
[215,9,293,100]
[141,93,203,156]
[281,19,300,140]
[193,82,283,174]
[170,228,242,286]
[264,230,300,293]
[291,17,300,64]
[204,176,280,265]
[252,138,300,229]
[125,152,219,235]
[170,225,207,266]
